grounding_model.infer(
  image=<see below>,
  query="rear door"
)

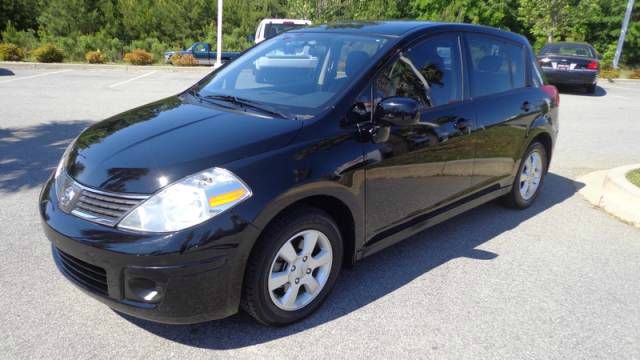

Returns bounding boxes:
[363,33,477,243]
[463,33,537,190]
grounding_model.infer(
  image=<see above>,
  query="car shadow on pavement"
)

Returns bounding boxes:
[120,172,583,350]
[0,68,15,76]
[0,121,92,192]
[556,84,607,97]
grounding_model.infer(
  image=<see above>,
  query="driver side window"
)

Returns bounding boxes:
[375,56,428,108]
[374,34,462,109]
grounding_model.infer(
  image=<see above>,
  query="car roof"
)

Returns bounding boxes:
[289,21,529,44]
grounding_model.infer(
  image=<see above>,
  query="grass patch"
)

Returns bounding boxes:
[627,169,640,188]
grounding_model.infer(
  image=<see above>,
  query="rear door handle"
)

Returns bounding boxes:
[521,101,531,112]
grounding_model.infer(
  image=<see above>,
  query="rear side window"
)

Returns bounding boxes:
[466,34,526,97]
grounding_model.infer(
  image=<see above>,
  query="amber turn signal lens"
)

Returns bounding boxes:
[209,188,248,208]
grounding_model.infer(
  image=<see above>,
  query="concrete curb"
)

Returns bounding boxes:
[578,164,640,228]
[0,61,213,72]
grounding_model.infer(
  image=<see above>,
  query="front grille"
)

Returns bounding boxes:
[56,248,108,296]
[70,188,148,226]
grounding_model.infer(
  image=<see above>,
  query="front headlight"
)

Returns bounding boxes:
[118,167,252,233]
[54,137,78,203]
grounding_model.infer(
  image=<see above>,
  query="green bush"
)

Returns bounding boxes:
[629,69,640,79]
[123,48,154,65]
[85,50,105,64]
[172,54,198,66]
[0,43,25,61]
[1,22,39,51]
[32,44,64,63]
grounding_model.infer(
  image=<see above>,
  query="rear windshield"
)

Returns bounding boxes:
[540,44,595,58]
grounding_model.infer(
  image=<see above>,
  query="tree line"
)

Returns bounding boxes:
[1,0,638,66]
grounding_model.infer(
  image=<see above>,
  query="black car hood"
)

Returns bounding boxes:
[66,96,302,194]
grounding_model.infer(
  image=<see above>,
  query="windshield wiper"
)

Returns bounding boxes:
[201,94,288,119]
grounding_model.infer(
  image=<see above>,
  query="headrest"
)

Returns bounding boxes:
[345,51,370,77]
[478,55,503,73]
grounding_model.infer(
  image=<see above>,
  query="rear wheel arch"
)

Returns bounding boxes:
[529,132,553,171]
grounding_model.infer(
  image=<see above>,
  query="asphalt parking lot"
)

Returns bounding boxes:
[1,67,639,359]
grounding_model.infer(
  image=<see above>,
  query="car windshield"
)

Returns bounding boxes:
[540,44,595,58]
[197,33,390,119]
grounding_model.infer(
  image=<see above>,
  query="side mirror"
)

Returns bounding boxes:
[246,34,256,43]
[374,97,420,127]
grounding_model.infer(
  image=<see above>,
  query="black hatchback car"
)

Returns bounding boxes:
[40,22,559,326]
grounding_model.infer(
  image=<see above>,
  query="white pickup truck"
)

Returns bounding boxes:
[250,19,312,44]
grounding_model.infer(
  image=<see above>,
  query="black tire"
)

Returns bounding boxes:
[241,207,343,326]
[502,141,548,209]
[586,84,596,94]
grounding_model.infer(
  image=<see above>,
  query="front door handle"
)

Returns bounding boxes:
[521,101,531,112]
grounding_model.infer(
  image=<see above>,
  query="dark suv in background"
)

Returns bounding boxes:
[538,42,600,93]
[40,22,559,326]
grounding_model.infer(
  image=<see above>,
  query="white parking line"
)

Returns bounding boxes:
[108,71,157,88]
[0,69,71,84]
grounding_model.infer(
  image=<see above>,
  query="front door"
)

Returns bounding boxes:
[363,33,477,243]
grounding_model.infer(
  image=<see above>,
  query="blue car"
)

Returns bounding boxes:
[164,42,240,65]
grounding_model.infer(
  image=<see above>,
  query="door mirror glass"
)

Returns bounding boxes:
[374,97,420,127]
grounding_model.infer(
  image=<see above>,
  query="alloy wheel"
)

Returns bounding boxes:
[519,150,543,200]
[268,229,333,311]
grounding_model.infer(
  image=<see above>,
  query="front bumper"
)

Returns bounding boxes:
[39,177,260,324]
[542,68,597,85]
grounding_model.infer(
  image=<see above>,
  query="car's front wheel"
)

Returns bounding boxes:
[242,207,343,326]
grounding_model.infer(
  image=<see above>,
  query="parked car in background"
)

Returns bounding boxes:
[41,21,559,326]
[163,42,240,65]
[537,42,600,93]
[250,18,312,44]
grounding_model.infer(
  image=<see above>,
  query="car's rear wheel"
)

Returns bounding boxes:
[586,84,596,94]
[502,141,547,209]
[241,207,343,326]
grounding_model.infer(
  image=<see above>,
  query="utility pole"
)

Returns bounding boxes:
[613,0,635,69]
[214,0,223,68]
